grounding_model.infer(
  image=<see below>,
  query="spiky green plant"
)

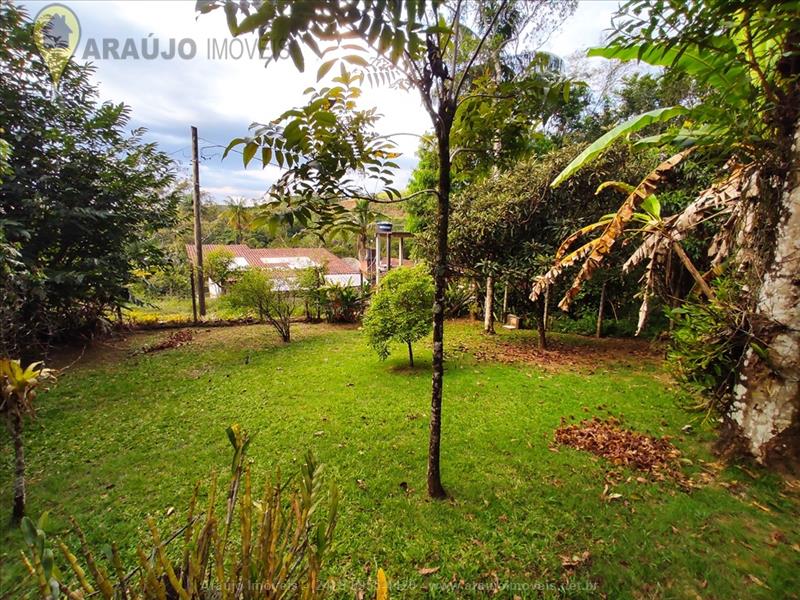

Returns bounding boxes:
[21,425,339,599]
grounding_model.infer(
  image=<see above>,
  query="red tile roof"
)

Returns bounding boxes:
[185,244,359,275]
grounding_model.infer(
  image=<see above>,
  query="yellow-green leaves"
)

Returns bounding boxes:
[550,106,688,188]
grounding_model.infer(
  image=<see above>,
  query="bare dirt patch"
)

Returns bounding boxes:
[452,330,662,371]
[135,329,194,354]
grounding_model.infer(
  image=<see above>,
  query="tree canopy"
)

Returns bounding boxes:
[0,4,179,358]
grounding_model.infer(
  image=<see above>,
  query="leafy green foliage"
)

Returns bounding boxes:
[225,269,296,342]
[443,280,474,318]
[321,283,367,324]
[363,265,433,365]
[602,0,800,154]
[0,5,179,356]
[1,358,56,522]
[296,264,328,321]
[221,197,254,244]
[557,0,800,175]
[550,106,687,188]
[666,274,754,415]
[203,248,237,291]
[232,71,403,233]
[20,426,338,599]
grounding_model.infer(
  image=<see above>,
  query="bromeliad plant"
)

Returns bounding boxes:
[21,425,340,599]
[1,358,55,524]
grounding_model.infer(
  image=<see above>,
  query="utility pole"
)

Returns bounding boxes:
[191,126,206,316]
[190,266,198,324]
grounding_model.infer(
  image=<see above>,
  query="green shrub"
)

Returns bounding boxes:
[443,280,474,318]
[297,265,327,321]
[322,283,367,323]
[226,270,296,342]
[666,275,753,414]
[363,265,434,366]
[203,249,236,293]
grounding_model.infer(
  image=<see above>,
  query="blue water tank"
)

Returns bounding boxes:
[376,221,393,234]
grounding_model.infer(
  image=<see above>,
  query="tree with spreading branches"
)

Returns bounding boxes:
[198,0,574,497]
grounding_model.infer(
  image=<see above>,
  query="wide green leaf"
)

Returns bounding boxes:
[588,43,749,103]
[242,141,258,167]
[550,106,687,188]
[288,39,305,72]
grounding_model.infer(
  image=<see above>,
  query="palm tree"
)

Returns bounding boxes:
[329,199,387,273]
[222,196,252,244]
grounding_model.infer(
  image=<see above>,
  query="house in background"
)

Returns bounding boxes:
[185,244,361,298]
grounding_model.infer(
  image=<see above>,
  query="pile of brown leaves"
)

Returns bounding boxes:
[137,329,194,354]
[554,417,684,480]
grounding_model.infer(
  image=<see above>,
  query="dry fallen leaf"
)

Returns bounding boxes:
[561,551,591,569]
[418,566,439,576]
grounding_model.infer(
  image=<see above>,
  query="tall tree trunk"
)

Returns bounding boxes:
[484,275,495,334]
[727,121,800,466]
[536,297,547,350]
[10,413,25,524]
[596,281,606,338]
[407,341,414,367]
[469,278,480,320]
[428,109,452,500]
[543,286,550,332]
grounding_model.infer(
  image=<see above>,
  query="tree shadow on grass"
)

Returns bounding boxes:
[387,358,432,374]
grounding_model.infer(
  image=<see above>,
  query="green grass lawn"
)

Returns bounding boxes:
[1,322,798,598]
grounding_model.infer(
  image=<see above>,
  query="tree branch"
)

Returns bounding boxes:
[338,188,440,204]
[453,0,510,101]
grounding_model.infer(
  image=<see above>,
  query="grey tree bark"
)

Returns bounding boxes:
[728,120,800,465]
[596,281,606,339]
[484,275,495,334]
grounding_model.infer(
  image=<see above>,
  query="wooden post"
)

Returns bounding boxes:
[190,265,198,324]
[375,233,381,285]
[386,232,392,272]
[596,281,606,338]
[398,236,404,266]
[191,126,206,316]
[501,280,508,321]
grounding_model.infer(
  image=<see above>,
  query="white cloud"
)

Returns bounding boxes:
[21,0,617,201]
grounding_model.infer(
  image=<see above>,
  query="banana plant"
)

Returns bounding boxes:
[0,359,55,523]
[533,1,797,337]
[532,156,745,335]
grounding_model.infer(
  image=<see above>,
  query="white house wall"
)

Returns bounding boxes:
[324,273,359,287]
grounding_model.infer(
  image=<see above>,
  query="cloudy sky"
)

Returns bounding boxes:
[23,0,620,202]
